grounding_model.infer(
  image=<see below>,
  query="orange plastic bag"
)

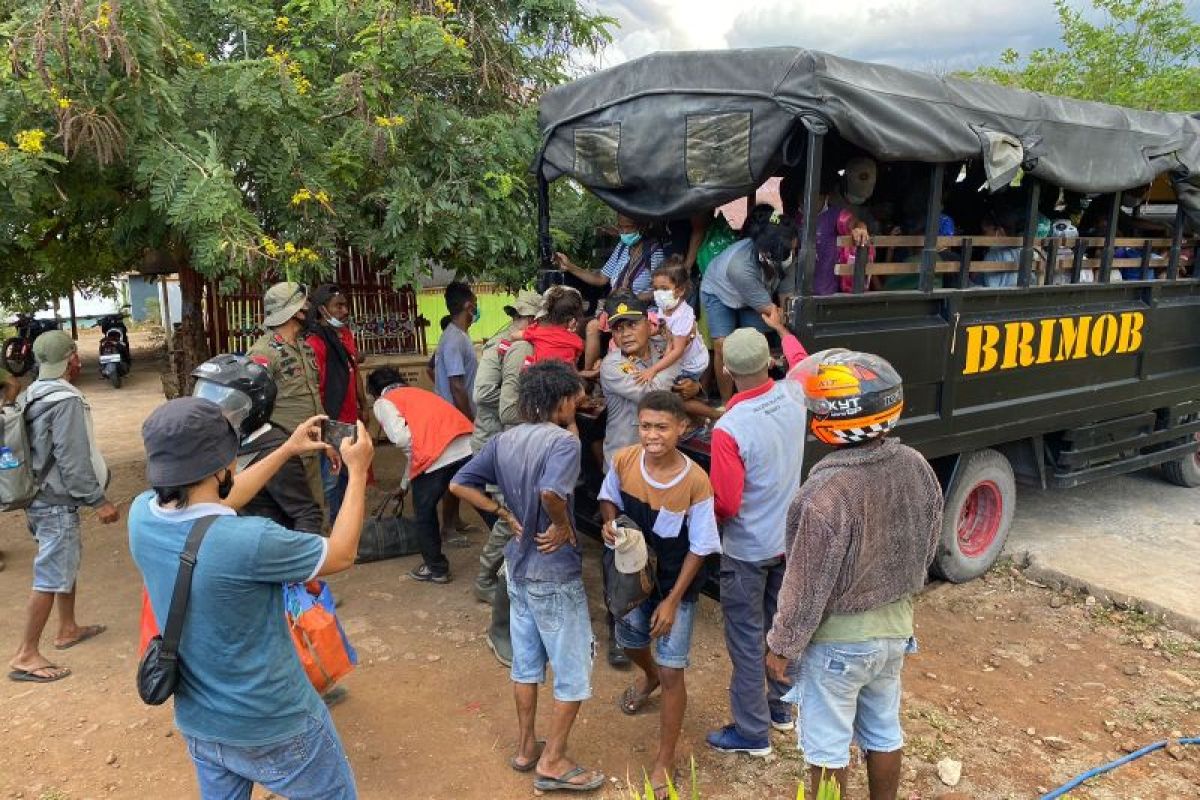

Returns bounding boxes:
[286,582,355,694]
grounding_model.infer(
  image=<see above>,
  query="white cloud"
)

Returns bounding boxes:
[587,0,1066,73]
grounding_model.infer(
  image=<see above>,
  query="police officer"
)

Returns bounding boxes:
[248,282,326,515]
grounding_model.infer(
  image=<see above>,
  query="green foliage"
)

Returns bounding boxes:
[0,0,614,307]
[969,0,1200,110]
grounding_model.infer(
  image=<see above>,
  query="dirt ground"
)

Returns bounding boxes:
[1,336,1198,800]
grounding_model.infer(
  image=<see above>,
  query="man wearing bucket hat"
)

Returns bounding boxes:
[128,398,373,798]
[9,331,119,684]
[599,390,720,798]
[248,282,326,514]
[706,322,808,757]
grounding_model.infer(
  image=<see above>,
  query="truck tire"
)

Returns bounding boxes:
[1161,433,1200,488]
[935,448,1015,583]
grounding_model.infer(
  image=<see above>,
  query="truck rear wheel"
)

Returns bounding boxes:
[1161,432,1200,488]
[935,448,1015,583]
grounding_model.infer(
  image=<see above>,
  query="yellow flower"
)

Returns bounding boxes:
[291,188,313,206]
[57,97,72,110]
[283,242,297,255]
[374,114,405,128]
[314,190,330,204]
[434,0,457,14]
[455,37,467,50]
[274,16,290,32]
[266,44,276,55]
[190,51,207,67]
[0,141,9,152]
[14,129,46,154]
[96,2,112,30]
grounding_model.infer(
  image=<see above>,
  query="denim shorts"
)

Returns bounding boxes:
[786,637,914,768]
[614,597,697,670]
[185,704,357,800]
[700,291,770,340]
[507,576,594,702]
[26,502,82,594]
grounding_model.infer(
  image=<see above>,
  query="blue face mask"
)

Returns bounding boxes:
[619,231,642,247]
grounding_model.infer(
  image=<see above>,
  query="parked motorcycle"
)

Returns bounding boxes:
[96,309,131,389]
[2,313,60,377]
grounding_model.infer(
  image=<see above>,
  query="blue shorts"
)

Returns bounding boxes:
[614,597,698,670]
[26,502,82,594]
[507,576,594,702]
[185,704,357,799]
[787,638,913,769]
[700,291,770,340]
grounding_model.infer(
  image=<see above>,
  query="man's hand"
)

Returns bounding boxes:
[554,252,577,273]
[285,415,330,459]
[601,518,618,547]
[760,304,787,335]
[850,223,871,247]
[536,521,576,553]
[766,651,791,685]
[633,366,658,386]
[672,378,701,400]
[497,507,524,540]
[649,596,680,638]
[339,421,375,477]
[96,501,120,525]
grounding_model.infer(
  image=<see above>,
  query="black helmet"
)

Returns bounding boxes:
[190,354,276,437]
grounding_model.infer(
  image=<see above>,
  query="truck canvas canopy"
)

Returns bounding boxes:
[534,48,1200,226]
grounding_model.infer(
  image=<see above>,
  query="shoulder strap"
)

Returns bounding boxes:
[159,515,220,657]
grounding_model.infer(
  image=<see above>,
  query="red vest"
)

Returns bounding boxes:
[380,387,473,477]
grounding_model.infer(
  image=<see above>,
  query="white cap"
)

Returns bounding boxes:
[843,156,877,205]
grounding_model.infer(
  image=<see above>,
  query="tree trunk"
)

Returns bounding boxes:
[161,266,211,399]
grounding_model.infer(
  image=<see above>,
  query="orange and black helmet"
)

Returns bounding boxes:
[786,349,904,446]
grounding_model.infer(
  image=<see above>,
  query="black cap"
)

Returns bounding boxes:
[604,292,648,324]
[143,398,240,487]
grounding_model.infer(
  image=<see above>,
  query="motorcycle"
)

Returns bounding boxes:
[2,313,61,377]
[96,309,131,389]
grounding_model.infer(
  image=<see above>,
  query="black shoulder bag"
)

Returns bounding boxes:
[137,515,219,706]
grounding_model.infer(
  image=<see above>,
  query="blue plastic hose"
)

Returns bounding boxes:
[1039,737,1200,799]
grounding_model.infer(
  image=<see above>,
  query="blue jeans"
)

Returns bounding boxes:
[615,597,697,669]
[784,638,913,768]
[184,705,357,800]
[26,501,81,593]
[507,575,594,702]
[700,291,770,340]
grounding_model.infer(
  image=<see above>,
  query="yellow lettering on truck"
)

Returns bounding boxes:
[962,311,1145,375]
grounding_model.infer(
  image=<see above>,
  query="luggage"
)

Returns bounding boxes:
[355,489,420,563]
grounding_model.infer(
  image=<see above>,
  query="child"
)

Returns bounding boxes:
[638,258,721,423]
[600,391,721,800]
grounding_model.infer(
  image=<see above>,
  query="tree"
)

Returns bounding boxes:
[0,1,613,310]
[969,0,1200,111]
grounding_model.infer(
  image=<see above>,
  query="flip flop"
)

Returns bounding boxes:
[618,680,658,715]
[54,624,106,650]
[508,740,546,773]
[533,765,605,793]
[8,665,71,683]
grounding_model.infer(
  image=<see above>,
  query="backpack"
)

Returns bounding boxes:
[0,394,39,512]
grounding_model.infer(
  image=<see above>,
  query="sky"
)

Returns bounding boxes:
[583,0,1069,73]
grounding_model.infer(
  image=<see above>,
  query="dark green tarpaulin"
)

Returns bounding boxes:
[535,48,1200,224]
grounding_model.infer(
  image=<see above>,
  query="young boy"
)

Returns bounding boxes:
[765,349,942,800]
[599,391,721,799]
[449,361,605,793]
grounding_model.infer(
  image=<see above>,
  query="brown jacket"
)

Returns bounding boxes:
[767,438,942,659]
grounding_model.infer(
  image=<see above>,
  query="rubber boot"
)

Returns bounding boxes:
[487,568,513,668]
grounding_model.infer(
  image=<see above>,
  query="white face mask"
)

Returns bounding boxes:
[653,289,680,311]
[327,316,346,328]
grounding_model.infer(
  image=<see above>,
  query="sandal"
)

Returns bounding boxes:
[8,665,71,683]
[508,740,546,773]
[533,765,606,792]
[618,679,658,716]
[54,624,106,650]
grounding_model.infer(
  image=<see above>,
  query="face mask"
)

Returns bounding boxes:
[619,232,642,247]
[217,469,234,501]
[653,289,680,311]
[471,306,481,324]
[327,316,346,328]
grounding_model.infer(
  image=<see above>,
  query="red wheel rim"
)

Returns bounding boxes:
[957,480,1003,558]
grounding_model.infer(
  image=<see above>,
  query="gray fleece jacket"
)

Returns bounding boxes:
[25,379,110,508]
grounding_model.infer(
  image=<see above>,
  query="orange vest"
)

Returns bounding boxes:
[380,387,473,478]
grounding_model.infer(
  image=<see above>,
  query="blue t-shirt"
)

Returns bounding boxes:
[452,423,581,583]
[434,324,478,413]
[127,493,328,746]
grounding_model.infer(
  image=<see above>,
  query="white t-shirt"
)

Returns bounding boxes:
[656,302,710,377]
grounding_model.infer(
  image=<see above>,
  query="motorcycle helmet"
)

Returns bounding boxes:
[191,354,276,438]
[787,348,904,446]
[1050,219,1078,239]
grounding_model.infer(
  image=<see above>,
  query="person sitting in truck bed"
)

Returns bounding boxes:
[974,204,1024,288]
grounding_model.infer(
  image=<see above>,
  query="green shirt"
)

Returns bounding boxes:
[247,332,322,434]
[811,597,914,644]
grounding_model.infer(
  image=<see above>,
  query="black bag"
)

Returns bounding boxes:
[137,516,218,706]
[602,519,658,619]
[355,490,421,563]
